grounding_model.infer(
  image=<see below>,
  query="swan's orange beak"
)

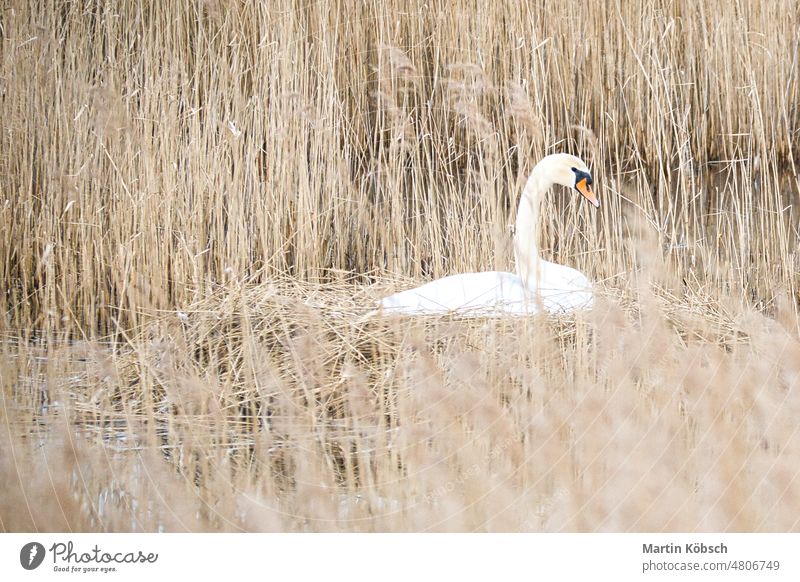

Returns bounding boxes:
[576,178,599,208]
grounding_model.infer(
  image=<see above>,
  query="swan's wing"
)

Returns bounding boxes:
[380,272,534,315]
[533,262,594,312]
[380,264,594,316]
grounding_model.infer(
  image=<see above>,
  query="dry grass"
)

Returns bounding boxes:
[1,0,799,532]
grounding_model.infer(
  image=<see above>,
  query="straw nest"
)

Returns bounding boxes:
[63,276,761,459]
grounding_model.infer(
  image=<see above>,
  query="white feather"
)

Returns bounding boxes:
[379,153,598,316]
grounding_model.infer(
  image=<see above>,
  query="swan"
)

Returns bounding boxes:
[379,153,599,315]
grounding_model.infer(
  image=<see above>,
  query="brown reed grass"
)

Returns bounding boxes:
[1,0,799,532]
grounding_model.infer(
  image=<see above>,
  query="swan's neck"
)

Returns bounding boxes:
[513,167,551,288]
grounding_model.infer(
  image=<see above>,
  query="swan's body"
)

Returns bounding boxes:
[380,265,592,315]
[380,153,599,316]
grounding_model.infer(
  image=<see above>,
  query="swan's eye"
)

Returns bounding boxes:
[571,167,577,172]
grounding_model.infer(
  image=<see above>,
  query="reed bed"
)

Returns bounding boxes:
[1,0,799,531]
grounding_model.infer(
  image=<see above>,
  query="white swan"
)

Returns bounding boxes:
[380,153,599,315]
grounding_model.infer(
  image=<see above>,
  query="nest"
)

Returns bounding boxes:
[54,274,774,493]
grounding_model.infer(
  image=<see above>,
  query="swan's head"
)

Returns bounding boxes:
[540,153,599,208]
